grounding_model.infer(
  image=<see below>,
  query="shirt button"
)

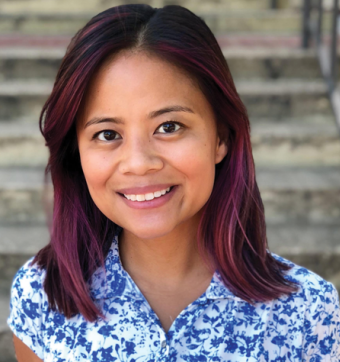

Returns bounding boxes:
[161,340,167,349]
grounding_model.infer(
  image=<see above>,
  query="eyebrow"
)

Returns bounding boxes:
[83,105,195,129]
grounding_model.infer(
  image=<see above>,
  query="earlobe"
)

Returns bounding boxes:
[215,138,228,164]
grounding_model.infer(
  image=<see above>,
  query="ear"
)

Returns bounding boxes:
[215,136,228,164]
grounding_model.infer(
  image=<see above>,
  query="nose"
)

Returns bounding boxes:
[118,134,164,175]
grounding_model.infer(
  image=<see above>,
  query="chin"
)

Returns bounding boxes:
[122,222,177,241]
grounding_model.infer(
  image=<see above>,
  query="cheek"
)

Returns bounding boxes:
[172,137,216,196]
[79,150,113,196]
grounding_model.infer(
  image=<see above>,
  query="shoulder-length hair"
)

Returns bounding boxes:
[33,3,298,322]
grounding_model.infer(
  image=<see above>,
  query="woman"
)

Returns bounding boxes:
[7,4,339,362]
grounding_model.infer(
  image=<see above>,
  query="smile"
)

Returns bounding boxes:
[123,187,173,201]
[118,185,178,210]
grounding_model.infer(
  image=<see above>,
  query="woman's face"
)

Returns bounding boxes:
[76,51,227,240]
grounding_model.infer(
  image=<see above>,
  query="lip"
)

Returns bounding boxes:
[118,185,178,209]
[116,184,175,195]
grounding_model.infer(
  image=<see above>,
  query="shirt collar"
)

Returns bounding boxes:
[206,272,241,300]
[88,227,239,302]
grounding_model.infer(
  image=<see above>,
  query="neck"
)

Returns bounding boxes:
[118,214,213,292]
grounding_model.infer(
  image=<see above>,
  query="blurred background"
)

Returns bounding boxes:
[0,0,339,360]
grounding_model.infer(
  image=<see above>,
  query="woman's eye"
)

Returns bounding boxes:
[156,122,182,134]
[96,130,120,141]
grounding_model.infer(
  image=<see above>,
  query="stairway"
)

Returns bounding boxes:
[0,1,340,361]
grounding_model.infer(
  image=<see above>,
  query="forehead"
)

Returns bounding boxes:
[77,50,215,126]
[97,49,200,90]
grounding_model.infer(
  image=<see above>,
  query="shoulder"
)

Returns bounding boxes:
[10,256,46,302]
[266,254,340,358]
[271,253,340,348]
[7,256,48,360]
[8,256,48,321]
[271,252,339,305]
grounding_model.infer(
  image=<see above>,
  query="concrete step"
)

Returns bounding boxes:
[237,80,331,118]
[268,224,340,292]
[0,225,48,293]
[0,166,339,225]
[0,79,332,121]
[0,47,63,81]
[0,122,48,167]
[1,223,339,257]
[0,167,49,225]
[204,10,331,35]
[0,0,278,14]
[257,166,340,225]
[0,118,339,167]
[0,224,339,293]
[1,47,333,81]
[0,294,14,362]
[0,330,15,362]
[251,120,340,166]
[0,225,48,255]
[0,80,49,121]
[0,9,321,36]
[267,224,340,255]
[0,295,10,331]
[226,48,327,80]
[0,33,304,49]
[280,252,340,287]
[0,252,41,295]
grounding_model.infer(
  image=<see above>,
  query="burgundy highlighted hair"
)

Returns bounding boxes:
[33,4,298,321]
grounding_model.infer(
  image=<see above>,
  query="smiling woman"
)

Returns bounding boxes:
[7,3,340,362]
[76,51,226,240]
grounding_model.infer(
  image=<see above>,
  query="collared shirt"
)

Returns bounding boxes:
[7,230,340,362]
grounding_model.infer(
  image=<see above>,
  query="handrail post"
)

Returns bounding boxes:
[330,0,339,91]
[316,0,323,46]
[304,0,340,134]
[302,0,312,48]
[270,0,278,9]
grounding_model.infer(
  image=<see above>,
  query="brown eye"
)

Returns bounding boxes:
[97,130,120,141]
[157,122,182,134]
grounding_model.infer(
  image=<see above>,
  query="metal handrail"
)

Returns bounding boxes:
[270,0,279,9]
[302,0,340,134]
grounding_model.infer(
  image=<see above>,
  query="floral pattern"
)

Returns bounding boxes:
[7,229,340,361]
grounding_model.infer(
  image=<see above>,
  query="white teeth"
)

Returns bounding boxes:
[145,193,154,201]
[124,187,172,202]
[136,194,145,201]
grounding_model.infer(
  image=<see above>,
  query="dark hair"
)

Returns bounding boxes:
[33,3,298,322]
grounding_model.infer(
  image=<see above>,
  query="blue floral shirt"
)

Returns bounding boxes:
[7,232,340,362]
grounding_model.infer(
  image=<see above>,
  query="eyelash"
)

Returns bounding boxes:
[157,121,184,134]
[92,121,184,142]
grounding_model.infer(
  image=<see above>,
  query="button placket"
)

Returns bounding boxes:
[159,330,170,355]
[161,340,167,349]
